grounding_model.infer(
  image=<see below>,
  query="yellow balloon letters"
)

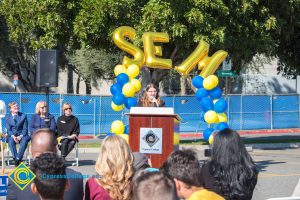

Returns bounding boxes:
[142,32,172,69]
[175,41,209,77]
[200,50,228,78]
[112,26,144,68]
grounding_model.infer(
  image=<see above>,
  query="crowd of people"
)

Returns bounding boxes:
[5,101,79,166]
[6,128,258,200]
[4,84,259,200]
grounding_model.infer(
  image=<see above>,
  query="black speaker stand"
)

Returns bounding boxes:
[44,87,50,128]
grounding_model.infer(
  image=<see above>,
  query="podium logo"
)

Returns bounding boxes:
[8,162,36,190]
[143,130,159,147]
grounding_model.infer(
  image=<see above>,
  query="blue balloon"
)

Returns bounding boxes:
[196,88,208,101]
[192,76,204,88]
[124,125,129,134]
[117,73,129,86]
[209,87,222,99]
[112,93,125,105]
[110,83,122,95]
[203,128,214,141]
[216,122,229,131]
[214,99,227,113]
[124,97,137,109]
[200,97,214,112]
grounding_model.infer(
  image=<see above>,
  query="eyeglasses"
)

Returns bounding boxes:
[40,106,47,109]
[64,108,72,111]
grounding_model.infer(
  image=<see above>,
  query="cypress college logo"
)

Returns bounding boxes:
[8,162,36,190]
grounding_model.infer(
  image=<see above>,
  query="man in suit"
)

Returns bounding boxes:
[6,128,84,200]
[5,101,30,166]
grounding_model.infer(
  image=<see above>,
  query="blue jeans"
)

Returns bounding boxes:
[7,135,31,160]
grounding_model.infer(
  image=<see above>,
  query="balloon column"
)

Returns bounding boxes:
[109,64,142,142]
[192,75,229,144]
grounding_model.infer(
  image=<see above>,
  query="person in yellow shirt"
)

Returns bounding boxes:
[161,149,224,200]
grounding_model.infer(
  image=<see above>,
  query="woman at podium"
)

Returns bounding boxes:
[138,83,165,107]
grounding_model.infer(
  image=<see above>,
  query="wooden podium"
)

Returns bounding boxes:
[127,107,181,168]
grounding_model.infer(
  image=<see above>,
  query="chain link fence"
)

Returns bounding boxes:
[0,93,299,136]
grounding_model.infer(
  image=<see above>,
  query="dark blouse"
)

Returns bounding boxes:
[57,115,80,137]
[137,99,166,107]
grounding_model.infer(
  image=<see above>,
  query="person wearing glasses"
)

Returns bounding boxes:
[29,101,56,136]
[5,101,30,166]
[57,103,80,162]
[137,83,165,107]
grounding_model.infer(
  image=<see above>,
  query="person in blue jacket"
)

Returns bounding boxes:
[29,101,56,135]
[5,101,30,166]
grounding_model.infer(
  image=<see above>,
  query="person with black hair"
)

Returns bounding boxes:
[132,171,178,200]
[30,152,69,200]
[161,149,224,200]
[200,128,258,200]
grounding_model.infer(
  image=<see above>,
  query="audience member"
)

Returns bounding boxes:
[161,149,224,200]
[138,83,165,107]
[7,128,84,200]
[5,101,30,166]
[200,128,258,200]
[57,102,80,161]
[132,171,178,200]
[85,135,134,200]
[29,101,56,135]
[30,152,69,200]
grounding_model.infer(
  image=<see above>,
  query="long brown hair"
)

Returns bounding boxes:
[140,83,162,107]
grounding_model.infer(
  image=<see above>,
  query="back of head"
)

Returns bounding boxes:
[95,135,134,200]
[30,128,57,157]
[160,149,202,187]
[31,152,66,199]
[132,171,178,200]
[210,128,258,199]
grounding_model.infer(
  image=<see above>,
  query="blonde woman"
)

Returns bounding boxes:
[137,83,165,107]
[29,101,56,135]
[57,102,80,161]
[85,135,134,200]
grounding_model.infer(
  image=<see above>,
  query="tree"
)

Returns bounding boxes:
[0,0,79,91]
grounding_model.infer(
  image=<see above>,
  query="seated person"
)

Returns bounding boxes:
[30,152,69,200]
[57,103,80,161]
[131,171,178,200]
[161,149,224,200]
[5,101,30,166]
[29,101,56,135]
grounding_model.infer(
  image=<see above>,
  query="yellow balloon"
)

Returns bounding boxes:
[210,75,219,86]
[112,26,145,67]
[175,41,209,77]
[142,32,172,69]
[204,110,218,124]
[126,64,140,78]
[111,120,125,135]
[208,134,214,144]
[131,78,141,92]
[203,76,217,90]
[122,83,136,97]
[114,65,127,76]
[111,102,124,111]
[120,134,129,144]
[217,113,228,123]
[200,50,228,78]
[174,133,180,145]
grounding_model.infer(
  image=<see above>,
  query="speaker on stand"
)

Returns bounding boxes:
[36,49,59,128]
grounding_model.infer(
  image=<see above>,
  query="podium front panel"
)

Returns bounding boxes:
[129,114,175,168]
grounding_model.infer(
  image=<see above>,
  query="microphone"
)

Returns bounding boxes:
[150,96,159,107]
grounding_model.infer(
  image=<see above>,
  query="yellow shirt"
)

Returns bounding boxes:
[187,189,224,200]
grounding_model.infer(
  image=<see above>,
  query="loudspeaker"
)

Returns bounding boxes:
[36,49,59,87]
